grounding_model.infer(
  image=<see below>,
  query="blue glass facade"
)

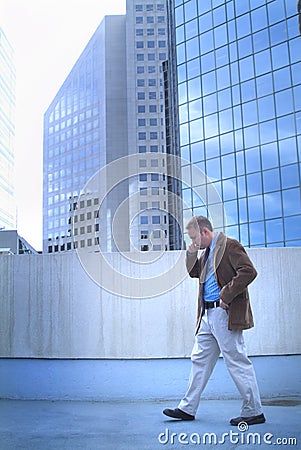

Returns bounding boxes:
[172,0,301,247]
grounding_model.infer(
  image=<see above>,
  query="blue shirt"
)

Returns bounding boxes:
[203,233,221,302]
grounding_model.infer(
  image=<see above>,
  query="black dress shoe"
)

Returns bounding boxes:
[230,413,266,426]
[163,408,195,421]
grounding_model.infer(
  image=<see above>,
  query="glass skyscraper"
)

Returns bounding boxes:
[0,27,16,230]
[43,15,130,253]
[170,0,301,247]
[43,1,180,254]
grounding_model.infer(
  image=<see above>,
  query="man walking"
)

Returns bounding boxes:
[163,216,265,426]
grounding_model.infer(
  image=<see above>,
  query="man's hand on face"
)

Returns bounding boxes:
[188,242,199,254]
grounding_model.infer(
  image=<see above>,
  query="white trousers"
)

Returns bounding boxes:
[178,307,263,417]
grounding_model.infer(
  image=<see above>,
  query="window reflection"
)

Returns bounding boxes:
[263,168,281,193]
[281,164,299,189]
[249,221,265,245]
[283,188,301,217]
[278,137,297,165]
[248,195,264,222]
[266,218,283,242]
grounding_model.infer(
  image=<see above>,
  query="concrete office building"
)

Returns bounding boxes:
[168,0,301,247]
[43,1,178,254]
[126,0,171,252]
[0,27,16,230]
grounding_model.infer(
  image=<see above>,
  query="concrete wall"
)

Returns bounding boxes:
[0,248,300,358]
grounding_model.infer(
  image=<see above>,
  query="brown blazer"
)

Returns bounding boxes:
[186,232,257,333]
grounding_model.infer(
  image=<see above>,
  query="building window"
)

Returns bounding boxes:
[157,4,164,11]
[150,118,158,126]
[139,174,148,181]
[137,66,145,74]
[136,29,144,36]
[150,132,158,139]
[158,40,166,48]
[153,244,161,251]
[149,92,156,99]
[149,79,156,86]
[140,202,148,209]
[147,29,155,36]
[136,17,143,24]
[146,4,154,11]
[141,245,149,251]
[138,119,146,126]
[139,145,147,152]
[159,53,166,60]
[140,187,147,196]
[148,53,155,61]
[149,105,157,113]
[158,16,165,23]
[138,92,145,100]
[147,16,154,23]
[140,216,148,224]
[137,54,144,61]
[158,28,165,35]
[138,105,146,113]
[152,201,160,209]
[148,41,155,48]
[138,132,146,140]
[139,159,147,167]
[152,215,160,224]
[153,230,161,238]
[136,41,144,48]
[136,5,143,11]
[151,173,159,181]
[141,230,148,239]
[148,66,156,73]
[150,145,158,152]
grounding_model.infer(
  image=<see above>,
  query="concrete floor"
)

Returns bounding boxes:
[0,398,300,450]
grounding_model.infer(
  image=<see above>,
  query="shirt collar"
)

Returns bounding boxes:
[209,232,219,252]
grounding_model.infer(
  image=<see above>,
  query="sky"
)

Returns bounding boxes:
[0,0,126,251]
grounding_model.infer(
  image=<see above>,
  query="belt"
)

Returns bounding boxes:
[204,300,220,309]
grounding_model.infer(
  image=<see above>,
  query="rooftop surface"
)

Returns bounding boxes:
[1,397,300,450]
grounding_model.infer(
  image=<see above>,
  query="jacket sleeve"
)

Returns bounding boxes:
[219,241,257,305]
[185,251,200,278]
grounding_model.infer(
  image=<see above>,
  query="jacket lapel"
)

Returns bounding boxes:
[213,232,227,274]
